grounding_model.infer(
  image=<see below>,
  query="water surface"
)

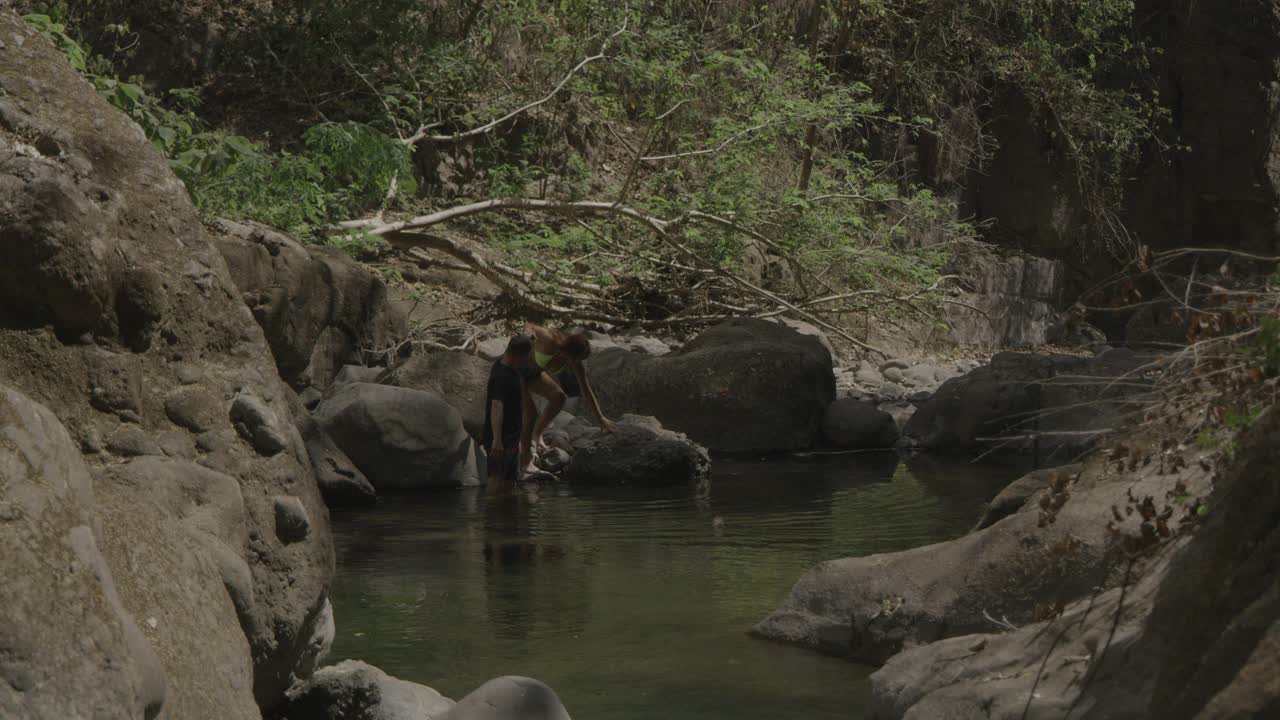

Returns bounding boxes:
[328,452,1030,719]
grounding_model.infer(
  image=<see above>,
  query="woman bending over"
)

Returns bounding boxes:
[521,323,616,472]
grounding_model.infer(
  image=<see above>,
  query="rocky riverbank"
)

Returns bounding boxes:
[0,17,568,719]
[755,399,1279,718]
[5,6,1277,719]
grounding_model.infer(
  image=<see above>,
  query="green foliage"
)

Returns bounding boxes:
[828,0,1164,248]
[36,0,1163,311]
[321,231,390,260]
[186,150,329,238]
[1224,408,1263,433]
[1195,430,1218,451]
[23,14,87,70]
[24,14,411,237]
[1253,316,1280,376]
[304,122,418,214]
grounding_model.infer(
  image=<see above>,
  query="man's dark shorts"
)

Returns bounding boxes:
[487,435,521,483]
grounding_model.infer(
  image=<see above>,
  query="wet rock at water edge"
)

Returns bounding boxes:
[558,414,711,488]
[822,399,899,449]
[278,660,455,720]
[904,350,1149,454]
[436,676,572,720]
[313,383,480,490]
[298,413,377,507]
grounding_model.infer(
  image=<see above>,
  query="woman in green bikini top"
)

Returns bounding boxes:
[520,323,616,473]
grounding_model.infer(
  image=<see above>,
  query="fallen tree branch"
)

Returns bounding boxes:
[342,195,888,355]
[983,609,1020,632]
[396,234,578,317]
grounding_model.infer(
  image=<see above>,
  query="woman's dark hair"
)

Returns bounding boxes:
[562,331,591,359]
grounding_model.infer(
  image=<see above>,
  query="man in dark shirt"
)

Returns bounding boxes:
[484,335,533,494]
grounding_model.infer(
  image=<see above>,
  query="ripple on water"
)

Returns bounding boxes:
[327,452,1031,720]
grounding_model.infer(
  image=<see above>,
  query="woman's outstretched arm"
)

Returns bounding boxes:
[573,361,616,432]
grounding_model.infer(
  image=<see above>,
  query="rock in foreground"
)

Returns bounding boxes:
[754,442,1210,664]
[867,408,1280,718]
[0,16,334,716]
[278,660,454,720]
[278,664,572,720]
[0,387,167,720]
[586,318,835,453]
[437,676,572,720]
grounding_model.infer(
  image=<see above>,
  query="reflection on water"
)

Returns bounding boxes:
[328,452,1031,720]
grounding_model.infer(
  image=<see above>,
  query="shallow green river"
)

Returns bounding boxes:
[328,452,1030,719]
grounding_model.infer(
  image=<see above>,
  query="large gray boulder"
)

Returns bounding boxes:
[314,383,481,490]
[585,318,835,453]
[865,566,1169,720]
[278,660,455,720]
[555,414,711,488]
[903,350,1149,455]
[213,219,406,390]
[754,439,1212,664]
[822,399,899,449]
[95,457,335,719]
[379,351,492,439]
[0,387,166,720]
[0,17,334,715]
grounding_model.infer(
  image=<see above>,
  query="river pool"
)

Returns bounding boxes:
[327,451,1030,719]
